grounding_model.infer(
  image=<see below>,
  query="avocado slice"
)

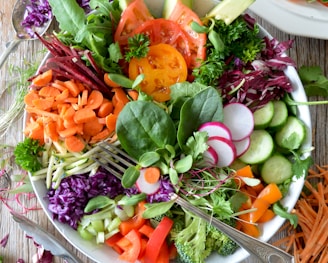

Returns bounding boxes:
[162,0,194,18]
[205,0,255,25]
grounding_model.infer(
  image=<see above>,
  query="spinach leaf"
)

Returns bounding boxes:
[177,87,223,148]
[116,101,177,159]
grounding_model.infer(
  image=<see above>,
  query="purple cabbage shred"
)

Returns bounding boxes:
[46,167,126,230]
[218,36,296,111]
[146,176,175,203]
[21,0,52,37]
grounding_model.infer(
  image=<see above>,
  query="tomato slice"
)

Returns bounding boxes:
[319,0,328,6]
[168,0,207,68]
[128,43,188,102]
[114,0,154,45]
[132,18,192,67]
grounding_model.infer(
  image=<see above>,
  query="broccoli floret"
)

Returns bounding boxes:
[206,224,239,256]
[173,213,208,263]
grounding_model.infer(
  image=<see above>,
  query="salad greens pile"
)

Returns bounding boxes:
[12,0,315,262]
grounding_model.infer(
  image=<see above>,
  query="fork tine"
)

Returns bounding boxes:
[98,143,137,166]
[91,156,123,179]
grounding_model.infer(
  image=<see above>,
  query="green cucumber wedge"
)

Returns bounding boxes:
[239,130,274,164]
[275,116,306,150]
[268,100,288,130]
[253,101,274,129]
[260,154,293,184]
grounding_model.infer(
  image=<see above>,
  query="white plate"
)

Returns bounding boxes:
[248,0,328,39]
[30,0,312,262]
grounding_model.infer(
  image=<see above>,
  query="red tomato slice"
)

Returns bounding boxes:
[168,0,207,69]
[132,18,192,67]
[114,0,154,45]
[319,0,328,6]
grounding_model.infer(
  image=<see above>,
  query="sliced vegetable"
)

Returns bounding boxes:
[223,103,254,141]
[129,43,188,102]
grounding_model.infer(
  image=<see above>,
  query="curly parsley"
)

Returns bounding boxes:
[14,138,44,173]
[125,34,150,62]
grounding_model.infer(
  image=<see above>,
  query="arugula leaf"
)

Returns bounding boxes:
[14,138,45,173]
[298,65,328,97]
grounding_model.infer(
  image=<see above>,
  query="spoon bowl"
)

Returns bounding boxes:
[0,0,52,68]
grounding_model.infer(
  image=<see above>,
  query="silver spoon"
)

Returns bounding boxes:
[0,0,52,68]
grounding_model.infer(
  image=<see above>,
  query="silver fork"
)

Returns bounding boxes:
[95,142,294,263]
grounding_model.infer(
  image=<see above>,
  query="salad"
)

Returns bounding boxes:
[14,0,312,262]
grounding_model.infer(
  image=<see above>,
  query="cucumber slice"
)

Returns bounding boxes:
[275,116,306,150]
[268,100,288,130]
[253,101,274,129]
[260,154,293,184]
[239,130,274,164]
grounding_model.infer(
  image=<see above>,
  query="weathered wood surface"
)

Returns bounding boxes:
[0,1,327,262]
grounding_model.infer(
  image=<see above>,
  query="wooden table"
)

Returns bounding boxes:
[0,1,327,262]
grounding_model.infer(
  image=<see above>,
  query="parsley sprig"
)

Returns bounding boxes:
[125,34,150,62]
[14,138,45,173]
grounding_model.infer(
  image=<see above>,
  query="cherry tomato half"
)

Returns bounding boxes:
[128,43,188,102]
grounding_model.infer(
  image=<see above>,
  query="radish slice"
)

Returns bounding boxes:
[198,121,232,140]
[223,103,254,141]
[233,136,251,157]
[136,169,161,195]
[201,146,219,167]
[207,136,236,167]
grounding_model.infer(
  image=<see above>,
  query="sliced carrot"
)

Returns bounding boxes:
[89,128,111,144]
[74,107,97,124]
[64,80,81,97]
[24,91,40,106]
[32,97,54,111]
[144,167,161,184]
[24,121,44,143]
[83,118,104,136]
[55,89,70,102]
[44,121,59,142]
[104,73,121,88]
[113,87,130,105]
[257,183,283,204]
[79,89,89,107]
[105,114,117,133]
[39,86,61,97]
[64,97,79,104]
[51,80,68,92]
[64,135,85,152]
[86,90,104,110]
[58,126,78,138]
[113,101,126,116]
[128,90,139,101]
[62,106,76,120]
[25,106,59,121]
[32,69,53,86]
[97,101,114,118]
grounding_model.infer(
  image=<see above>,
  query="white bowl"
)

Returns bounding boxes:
[30,0,312,262]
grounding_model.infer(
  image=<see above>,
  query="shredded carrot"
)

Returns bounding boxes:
[273,164,328,262]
